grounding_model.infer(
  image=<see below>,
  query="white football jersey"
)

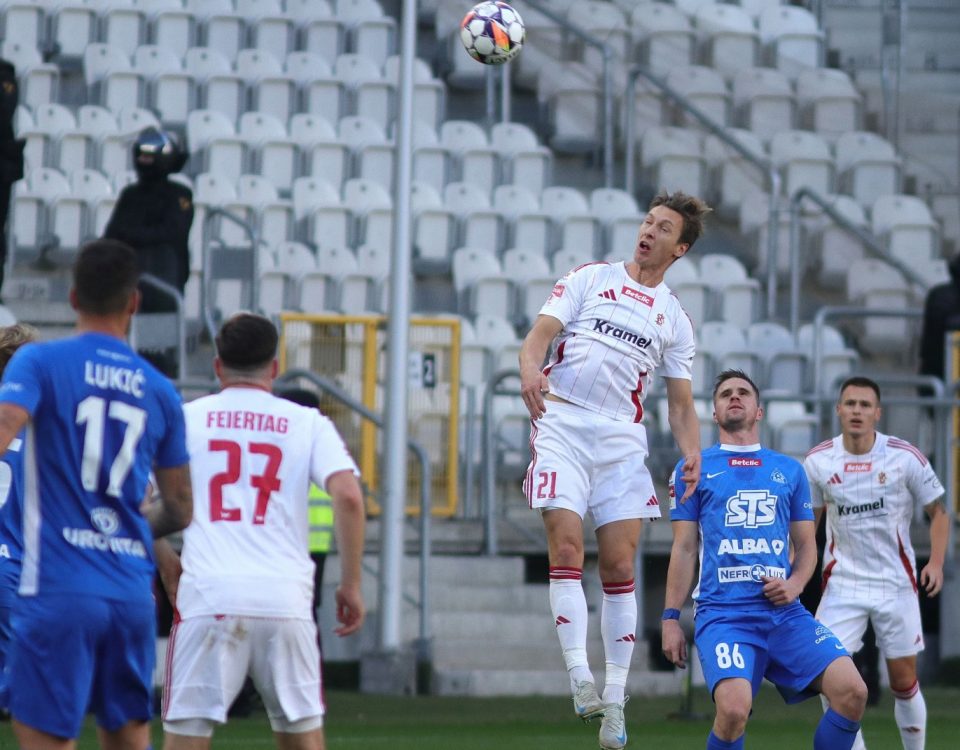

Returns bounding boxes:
[538,261,695,422]
[804,432,944,599]
[178,387,359,619]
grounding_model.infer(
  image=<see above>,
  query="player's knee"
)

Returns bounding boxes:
[715,703,750,736]
[834,675,868,720]
[551,540,582,567]
[597,557,633,584]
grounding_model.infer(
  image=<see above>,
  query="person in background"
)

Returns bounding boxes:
[663,369,867,750]
[804,376,947,750]
[0,322,36,719]
[919,253,960,386]
[104,127,193,377]
[0,58,25,302]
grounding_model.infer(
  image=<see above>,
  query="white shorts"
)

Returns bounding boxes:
[816,595,925,660]
[524,399,660,527]
[162,615,324,728]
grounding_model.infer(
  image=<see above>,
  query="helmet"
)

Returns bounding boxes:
[132,127,187,181]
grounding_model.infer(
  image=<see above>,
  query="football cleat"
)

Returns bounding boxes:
[598,697,628,749]
[572,680,606,722]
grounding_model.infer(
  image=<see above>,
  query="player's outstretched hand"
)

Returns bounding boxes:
[761,575,799,606]
[520,369,550,420]
[679,452,701,503]
[661,620,687,669]
[334,584,365,636]
[920,562,944,596]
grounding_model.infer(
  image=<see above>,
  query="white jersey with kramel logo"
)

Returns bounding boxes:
[803,432,944,599]
[538,261,695,423]
[178,387,359,620]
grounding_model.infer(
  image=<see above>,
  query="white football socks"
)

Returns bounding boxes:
[600,580,636,706]
[549,567,593,689]
[893,681,926,750]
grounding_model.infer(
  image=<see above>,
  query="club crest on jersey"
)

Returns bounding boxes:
[725,490,777,528]
[729,457,762,467]
[844,461,871,472]
[656,313,665,325]
[549,283,564,300]
[770,469,787,484]
[90,507,120,536]
[620,286,654,306]
[878,471,886,484]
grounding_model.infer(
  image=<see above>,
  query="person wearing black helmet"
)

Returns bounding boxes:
[0,58,25,302]
[103,127,193,376]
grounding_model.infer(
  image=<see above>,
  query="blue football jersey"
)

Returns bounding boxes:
[0,333,189,601]
[670,444,814,610]
[0,431,25,594]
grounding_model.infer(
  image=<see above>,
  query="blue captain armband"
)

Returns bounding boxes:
[661,608,681,621]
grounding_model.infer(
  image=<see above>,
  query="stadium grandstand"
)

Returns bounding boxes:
[1,0,958,702]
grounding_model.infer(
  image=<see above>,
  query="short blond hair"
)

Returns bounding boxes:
[0,323,38,374]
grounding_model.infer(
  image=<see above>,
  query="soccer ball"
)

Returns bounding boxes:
[459,2,526,65]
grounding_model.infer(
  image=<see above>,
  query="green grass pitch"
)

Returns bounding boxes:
[3,686,956,749]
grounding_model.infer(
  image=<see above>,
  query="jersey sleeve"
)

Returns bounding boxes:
[0,343,43,415]
[310,412,360,489]
[908,453,945,507]
[154,381,190,468]
[659,306,695,380]
[536,264,593,327]
[668,460,700,520]
[802,456,825,509]
[789,462,815,521]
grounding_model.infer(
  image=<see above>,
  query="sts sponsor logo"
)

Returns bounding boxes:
[725,490,777,528]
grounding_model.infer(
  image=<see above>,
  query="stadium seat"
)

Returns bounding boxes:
[473,313,523,383]
[835,131,901,209]
[640,126,706,197]
[490,122,552,194]
[663,256,710,326]
[871,194,939,265]
[132,45,196,128]
[795,68,861,139]
[334,52,393,131]
[238,111,298,194]
[188,0,247,62]
[343,177,392,249]
[237,0,296,62]
[492,184,551,257]
[384,55,446,132]
[335,0,397,68]
[590,187,641,259]
[665,66,730,128]
[291,176,351,251]
[769,129,834,197]
[452,247,513,319]
[300,245,362,313]
[186,109,246,183]
[149,2,198,59]
[574,1,630,75]
[551,247,596,276]
[83,44,144,114]
[443,181,504,254]
[630,2,695,76]
[409,120,453,195]
[502,247,555,326]
[703,128,766,221]
[184,47,246,124]
[694,3,760,77]
[746,321,807,392]
[806,194,870,289]
[758,5,823,76]
[237,48,297,121]
[440,120,500,195]
[697,321,762,387]
[537,63,603,154]
[797,322,859,394]
[699,253,761,328]
[540,186,600,255]
[338,114,395,191]
[236,173,294,247]
[846,257,914,355]
[287,0,345,63]
[289,113,349,192]
[50,3,98,60]
[102,4,147,59]
[731,67,795,141]
[410,181,456,272]
[1,41,59,111]
[764,397,818,459]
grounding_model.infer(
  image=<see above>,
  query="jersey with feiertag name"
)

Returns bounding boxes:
[0,333,188,601]
[670,444,814,611]
[179,387,359,620]
[538,261,695,423]
[804,432,943,599]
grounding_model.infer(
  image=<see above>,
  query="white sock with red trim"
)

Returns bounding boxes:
[600,579,636,706]
[549,566,593,689]
[893,681,926,750]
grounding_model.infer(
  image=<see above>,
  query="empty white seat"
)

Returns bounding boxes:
[871,194,939,264]
[334,52,393,130]
[186,109,246,183]
[440,120,499,195]
[492,184,550,255]
[443,181,504,252]
[288,0,344,62]
[237,0,295,61]
[703,128,766,220]
[83,44,144,113]
[769,129,833,196]
[640,126,706,197]
[537,63,602,154]
[102,4,147,59]
[299,245,360,312]
[699,253,761,327]
[808,194,869,289]
[410,181,456,271]
[238,111,298,193]
[665,66,730,127]
[697,320,761,386]
[551,247,596,277]
[336,0,397,67]
[795,68,861,139]
[663,256,709,325]
[133,45,195,127]
[490,121,552,194]
[630,2,695,76]
[835,131,901,209]
[764,398,818,458]
[694,3,760,76]
[338,114,395,191]
[758,5,823,76]
[575,1,630,74]
[731,67,794,141]
[384,55,446,131]
[289,113,349,191]
[452,247,513,318]
[1,40,59,111]
[237,48,297,120]
[797,322,859,394]
[746,321,807,392]
[191,1,247,61]
[292,176,350,252]
[541,185,600,254]
[150,3,198,59]
[846,257,913,354]
[502,246,555,325]
[51,2,98,59]
[343,176,392,248]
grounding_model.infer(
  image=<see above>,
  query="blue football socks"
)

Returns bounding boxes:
[814,707,860,750]
[706,731,745,749]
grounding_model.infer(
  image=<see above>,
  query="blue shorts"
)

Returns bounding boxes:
[0,581,14,710]
[695,603,848,704]
[9,592,156,738]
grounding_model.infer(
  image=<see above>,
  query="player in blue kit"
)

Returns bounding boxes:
[0,239,193,750]
[0,323,37,716]
[661,370,867,750]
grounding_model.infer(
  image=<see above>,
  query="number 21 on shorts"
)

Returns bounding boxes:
[716,642,745,669]
[535,471,557,499]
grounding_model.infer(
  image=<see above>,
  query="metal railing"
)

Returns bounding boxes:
[623,66,782,318]
[274,368,433,660]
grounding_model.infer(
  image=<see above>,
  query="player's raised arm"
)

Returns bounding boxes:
[519,314,563,420]
[327,469,366,636]
[664,377,700,501]
[662,519,698,668]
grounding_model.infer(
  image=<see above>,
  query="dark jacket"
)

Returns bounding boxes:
[104,179,194,313]
[919,254,960,381]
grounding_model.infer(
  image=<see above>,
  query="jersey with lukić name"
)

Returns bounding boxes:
[179,387,358,620]
[538,261,695,422]
[804,432,943,599]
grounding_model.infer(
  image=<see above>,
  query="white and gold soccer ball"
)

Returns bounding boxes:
[459,1,526,65]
